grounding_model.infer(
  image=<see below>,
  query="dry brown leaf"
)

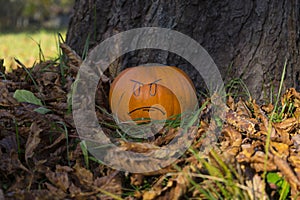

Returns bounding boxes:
[226,96,235,110]
[289,154,300,169]
[245,174,268,200]
[249,151,277,172]
[270,141,289,158]
[45,169,70,192]
[0,109,15,121]
[220,125,242,157]
[261,103,274,114]
[8,189,64,200]
[171,166,191,200]
[273,154,300,194]
[154,127,179,146]
[59,43,82,67]
[192,121,209,149]
[142,175,173,200]
[143,190,157,200]
[93,171,122,199]
[73,162,93,186]
[36,69,60,87]
[294,107,300,120]
[236,144,254,163]
[139,165,177,176]
[119,140,160,153]
[0,82,19,106]
[226,110,256,134]
[55,165,73,173]
[5,174,27,192]
[273,117,299,132]
[25,122,42,163]
[198,119,220,154]
[252,100,269,129]
[281,88,300,106]
[44,182,67,199]
[272,128,292,145]
[68,182,82,198]
[295,168,300,183]
[130,173,144,186]
[235,98,252,118]
[292,133,300,151]
[0,150,29,175]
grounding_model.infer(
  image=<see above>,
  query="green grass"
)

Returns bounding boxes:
[0,29,66,70]
[186,149,251,199]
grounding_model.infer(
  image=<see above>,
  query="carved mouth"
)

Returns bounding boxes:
[128,106,166,115]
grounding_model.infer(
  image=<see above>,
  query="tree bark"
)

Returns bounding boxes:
[66,0,300,101]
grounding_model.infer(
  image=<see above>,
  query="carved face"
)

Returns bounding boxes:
[109,66,197,123]
[128,79,181,122]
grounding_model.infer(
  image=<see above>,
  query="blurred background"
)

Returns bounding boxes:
[0,0,74,70]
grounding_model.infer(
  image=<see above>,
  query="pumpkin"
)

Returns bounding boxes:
[109,66,197,123]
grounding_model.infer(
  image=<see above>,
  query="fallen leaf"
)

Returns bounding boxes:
[142,175,173,200]
[130,173,144,186]
[0,82,19,106]
[226,110,256,134]
[270,141,289,158]
[235,98,252,118]
[73,162,93,186]
[171,166,191,200]
[93,170,122,199]
[246,174,268,200]
[45,169,70,192]
[13,89,43,106]
[68,182,82,198]
[25,122,42,163]
[273,154,300,194]
[44,182,67,199]
[261,103,274,113]
[119,140,160,153]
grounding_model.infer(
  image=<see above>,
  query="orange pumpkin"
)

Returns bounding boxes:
[109,66,197,123]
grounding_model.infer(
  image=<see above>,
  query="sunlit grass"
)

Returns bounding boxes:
[0,29,66,71]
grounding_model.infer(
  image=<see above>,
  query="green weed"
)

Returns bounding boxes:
[186,149,251,199]
[80,140,89,169]
[56,121,71,166]
[57,32,68,85]
[225,77,251,100]
[263,59,290,199]
[266,172,290,200]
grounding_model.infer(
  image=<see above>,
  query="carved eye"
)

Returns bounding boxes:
[149,83,157,96]
[131,80,144,96]
[149,79,161,96]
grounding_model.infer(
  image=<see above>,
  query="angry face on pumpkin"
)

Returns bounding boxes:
[109,66,197,124]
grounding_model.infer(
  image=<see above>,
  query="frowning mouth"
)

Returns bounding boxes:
[128,106,166,115]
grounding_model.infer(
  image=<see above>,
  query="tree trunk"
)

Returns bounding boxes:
[66,0,300,101]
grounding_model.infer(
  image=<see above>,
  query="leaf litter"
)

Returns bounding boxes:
[0,48,300,199]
